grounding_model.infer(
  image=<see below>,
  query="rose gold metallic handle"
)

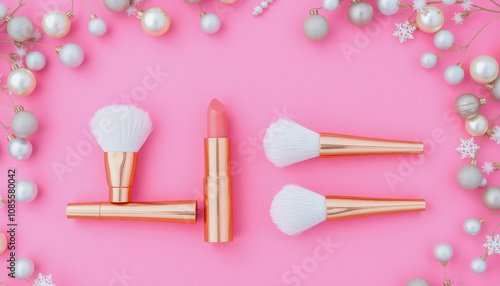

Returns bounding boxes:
[319,133,424,157]
[105,152,137,203]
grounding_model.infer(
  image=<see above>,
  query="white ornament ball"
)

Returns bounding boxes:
[444,65,464,85]
[463,218,482,235]
[416,5,444,33]
[0,3,7,20]
[442,0,456,5]
[16,179,38,203]
[420,52,437,69]
[7,68,36,96]
[303,14,329,41]
[260,1,268,9]
[26,51,46,71]
[11,110,39,138]
[482,185,500,211]
[470,258,487,274]
[377,0,400,16]
[470,55,499,84]
[7,16,34,42]
[15,258,34,279]
[323,0,340,12]
[488,77,500,100]
[200,13,221,34]
[457,164,484,190]
[8,137,33,160]
[433,243,453,262]
[42,10,71,38]
[141,8,170,36]
[465,115,489,136]
[434,30,454,50]
[104,0,131,13]
[347,1,374,26]
[88,17,107,36]
[58,43,84,68]
[406,278,430,286]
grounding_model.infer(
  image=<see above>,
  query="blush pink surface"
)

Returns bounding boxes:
[1,0,500,285]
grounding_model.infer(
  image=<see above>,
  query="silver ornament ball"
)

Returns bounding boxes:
[200,13,221,34]
[420,52,437,69]
[184,0,202,3]
[8,137,32,160]
[470,55,499,84]
[0,4,7,20]
[140,8,171,37]
[454,93,484,119]
[58,43,84,68]
[442,0,456,5]
[16,179,38,203]
[11,109,39,138]
[433,243,453,262]
[104,0,131,13]
[88,16,107,36]
[323,0,340,11]
[487,77,500,100]
[15,258,34,279]
[26,51,46,71]
[42,10,71,38]
[7,16,34,42]
[463,218,482,235]
[482,185,500,211]
[303,13,329,41]
[377,0,400,16]
[457,164,484,190]
[434,30,454,50]
[444,64,464,85]
[470,258,487,274]
[347,1,373,26]
[406,278,430,286]
[7,67,36,96]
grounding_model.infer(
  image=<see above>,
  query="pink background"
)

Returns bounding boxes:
[1,0,500,285]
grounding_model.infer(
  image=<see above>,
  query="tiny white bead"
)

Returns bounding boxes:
[254,6,263,13]
[261,1,268,8]
[266,0,273,3]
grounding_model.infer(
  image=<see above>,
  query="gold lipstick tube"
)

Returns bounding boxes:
[319,133,424,157]
[105,152,137,203]
[66,201,197,223]
[325,196,425,220]
[204,138,233,242]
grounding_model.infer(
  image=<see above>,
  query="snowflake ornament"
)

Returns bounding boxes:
[16,45,27,58]
[32,29,42,41]
[14,58,24,68]
[413,0,426,13]
[456,137,479,159]
[452,12,464,25]
[482,162,495,175]
[490,126,500,144]
[34,273,56,286]
[393,21,416,43]
[461,0,473,11]
[126,6,137,16]
[483,234,500,255]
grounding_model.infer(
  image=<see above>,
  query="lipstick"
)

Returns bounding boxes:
[204,99,233,242]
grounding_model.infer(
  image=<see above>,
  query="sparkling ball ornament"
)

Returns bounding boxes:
[26,51,46,71]
[88,15,107,36]
[465,115,489,136]
[487,77,500,101]
[57,43,84,68]
[420,52,437,69]
[219,0,238,3]
[463,218,482,235]
[6,16,34,42]
[104,0,131,13]
[8,136,33,160]
[442,0,456,5]
[16,179,38,203]
[482,185,500,211]
[433,243,453,263]
[377,0,400,16]
[0,4,7,20]
[15,258,34,279]
[138,8,171,37]
[454,93,485,119]
[406,278,430,286]
[470,257,487,274]
[457,164,484,190]
[0,232,6,254]
[434,30,454,50]
[444,64,464,85]
[7,66,36,96]
[347,1,373,26]
[470,55,499,84]
[416,5,444,33]
[200,13,221,34]
[42,10,72,38]
[184,0,202,3]
[303,10,329,41]
[324,0,340,11]
[11,107,39,138]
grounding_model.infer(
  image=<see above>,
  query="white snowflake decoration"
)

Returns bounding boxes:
[490,126,500,144]
[393,21,416,43]
[16,45,27,58]
[34,273,56,286]
[126,6,137,16]
[32,29,42,41]
[483,234,500,255]
[413,0,426,13]
[14,58,24,68]
[452,12,464,25]
[461,0,473,11]
[455,137,479,159]
[482,162,495,175]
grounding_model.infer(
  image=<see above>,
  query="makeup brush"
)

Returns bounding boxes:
[263,118,424,167]
[270,184,425,236]
[89,105,153,203]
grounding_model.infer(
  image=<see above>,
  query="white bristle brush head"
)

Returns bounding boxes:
[89,105,153,152]
[270,184,327,236]
[263,118,320,167]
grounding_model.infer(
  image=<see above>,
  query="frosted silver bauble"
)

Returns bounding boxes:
[406,278,430,286]
[377,0,400,15]
[434,30,454,50]
[482,185,500,211]
[88,16,107,36]
[463,218,482,235]
[303,13,329,41]
[15,258,34,279]
[184,0,202,3]
[26,51,46,71]
[420,52,437,69]
[58,43,84,68]
[11,108,39,138]
[8,137,32,160]
[7,16,34,42]
[487,77,500,101]
[433,243,453,262]
[200,13,221,34]
[104,0,131,13]
[454,93,484,119]
[456,164,483,190]
[323,0,340,11]
[16,179,38,203]
[444,64,464,85]
[470,258,487,274]
[347,1,373,26]
[0,4,7,20]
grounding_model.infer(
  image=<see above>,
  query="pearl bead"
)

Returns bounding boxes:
[42,10,71,38]
[347,1,374,26]
[260,1,268,9]
[7,16,34,42]
[8,137,32,160]
[303,14,329,41]
[323,0,340,12]
[444,65,464,85]
[454,93,484,119]
[434,30,454,50]
[465,115,489,136]
[433,243,453,262]
[482,185,500,211]
[219,0,238,3]
[0,4,7,20]
[140,8,170,37]
[488,77,500,100]
[184,0,202,3]
[470,258,487,274]
[11,109,39,138]
[457,164,483,190]
[406,278,430,286]
[463,218,482,235]
[416,5,444,33]
[7,68,36,96]
[377,0,400,16]
[26,51,46,71]
[254,6,264,15]
[88,16,107,36]
[16,179,38,203]
[442,0,456,5]
[200,13,221,34]
[470,55,499,84]
[58,43,84,68]
[15,258,34,279]
[104,0,131,13]
[0,232,6,254]
[420,52,437,69]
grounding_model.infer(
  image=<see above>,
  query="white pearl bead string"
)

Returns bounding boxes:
[253,0,274,16]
